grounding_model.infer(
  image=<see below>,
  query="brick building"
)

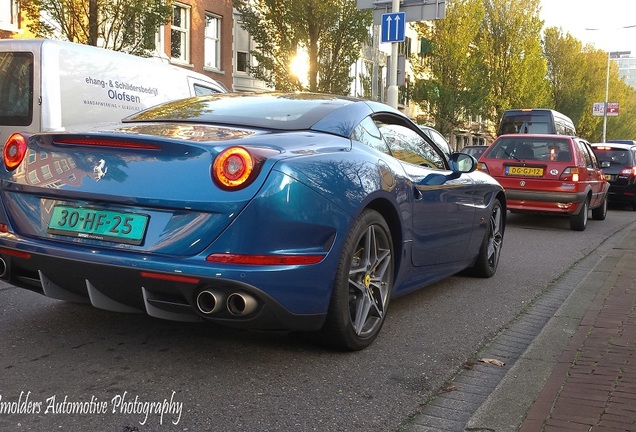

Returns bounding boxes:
[0,0,34,39]
[158,0,235,90]
[1,0,269,92]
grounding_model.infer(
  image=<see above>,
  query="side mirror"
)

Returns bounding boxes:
[449,152,477,173]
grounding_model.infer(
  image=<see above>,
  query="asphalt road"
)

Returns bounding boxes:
[1,206,635,432]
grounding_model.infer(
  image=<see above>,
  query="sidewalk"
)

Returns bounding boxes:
[469,226,636,431]
[403,224,636,431]
[519,244,636,430]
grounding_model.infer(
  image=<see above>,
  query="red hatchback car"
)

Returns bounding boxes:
[478,134,609,231]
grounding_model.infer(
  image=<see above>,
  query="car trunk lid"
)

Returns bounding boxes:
[0,124,282,256]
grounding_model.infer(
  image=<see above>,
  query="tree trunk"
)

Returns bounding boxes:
[89,0,99,46]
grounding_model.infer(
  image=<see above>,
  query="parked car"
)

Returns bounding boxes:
[591,142,636,210]
[0,92,506,351]
[606,139,636,146]
[418,124,452,156]
[460,145,488,160]
[477,134,608,231]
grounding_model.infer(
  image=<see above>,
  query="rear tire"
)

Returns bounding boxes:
[570,198,589,231]
[591,194,608,220]
[320,209,394,351]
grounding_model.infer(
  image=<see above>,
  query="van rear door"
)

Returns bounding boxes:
[497,110,554,135]
[0,42,42,142]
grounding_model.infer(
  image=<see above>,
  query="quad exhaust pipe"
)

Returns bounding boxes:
[226,292,258,316]
[196,290,224,315]
[195,289,258,316]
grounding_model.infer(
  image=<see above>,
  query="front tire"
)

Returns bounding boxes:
[321,209,394,351]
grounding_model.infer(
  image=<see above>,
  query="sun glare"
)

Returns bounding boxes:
[290,48,309,87]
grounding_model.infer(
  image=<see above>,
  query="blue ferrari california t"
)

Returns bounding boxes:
[0,93,505,350]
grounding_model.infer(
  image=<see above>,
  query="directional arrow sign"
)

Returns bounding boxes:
[381,12,406,43]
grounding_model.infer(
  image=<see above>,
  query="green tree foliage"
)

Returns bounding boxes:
[543,27,636,141]
[606,81,636,141]
[410,0,486,137]
[234,0,372,93]
[542,28,586,124]
[411,0,551,133]
[410,0,636,141]
[476,0,550,124]
[573,47,611,141]
[579,49,636,142]
[19,0,172,56]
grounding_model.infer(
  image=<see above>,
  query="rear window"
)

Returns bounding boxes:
[0,51,33,126]
[499,113,552,135]
[461,146,487,158]
[593,147,634,166]
[128,93,354,132]
[486,137,572,162]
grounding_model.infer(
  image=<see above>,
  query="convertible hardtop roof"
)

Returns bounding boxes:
[124,92,394,134]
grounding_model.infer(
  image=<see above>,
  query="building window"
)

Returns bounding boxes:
[204,13,221,70]
[0,0,19,31]
[235,22,253,73]
[41,164,52,180]
[28,170,40,184]
[171,4,190,63]
[398,37,412,58]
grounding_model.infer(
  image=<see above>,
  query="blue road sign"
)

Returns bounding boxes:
[381,12,406,43]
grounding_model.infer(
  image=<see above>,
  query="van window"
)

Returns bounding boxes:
[0,52,33,126]
[193,83,223,96]
[498,109,575,137]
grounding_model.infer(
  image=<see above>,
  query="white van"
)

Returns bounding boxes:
[0,39,226,141]
[497,108,576,136]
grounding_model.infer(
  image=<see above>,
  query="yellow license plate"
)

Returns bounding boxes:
[605,174,612,181]
[505,166,544,177]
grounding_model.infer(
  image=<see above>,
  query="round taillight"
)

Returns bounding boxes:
[4,133,27,170]
[213,147,254,189]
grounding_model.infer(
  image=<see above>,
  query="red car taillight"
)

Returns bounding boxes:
[619,166,636,177]
[477,162,490,174]
[3,133,28,170]
[560,167,580,182]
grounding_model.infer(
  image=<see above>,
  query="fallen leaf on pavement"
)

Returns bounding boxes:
[480,358,505,367]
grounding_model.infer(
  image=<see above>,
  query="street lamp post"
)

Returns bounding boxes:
[602,51,610,143]
[585,25,636,142]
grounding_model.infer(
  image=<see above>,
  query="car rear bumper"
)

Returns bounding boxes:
[607,183,636,203]
[0,245,329,331]
[505,189,586,214]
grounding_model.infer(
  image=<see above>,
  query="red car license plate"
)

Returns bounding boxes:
[506,166,544,177]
